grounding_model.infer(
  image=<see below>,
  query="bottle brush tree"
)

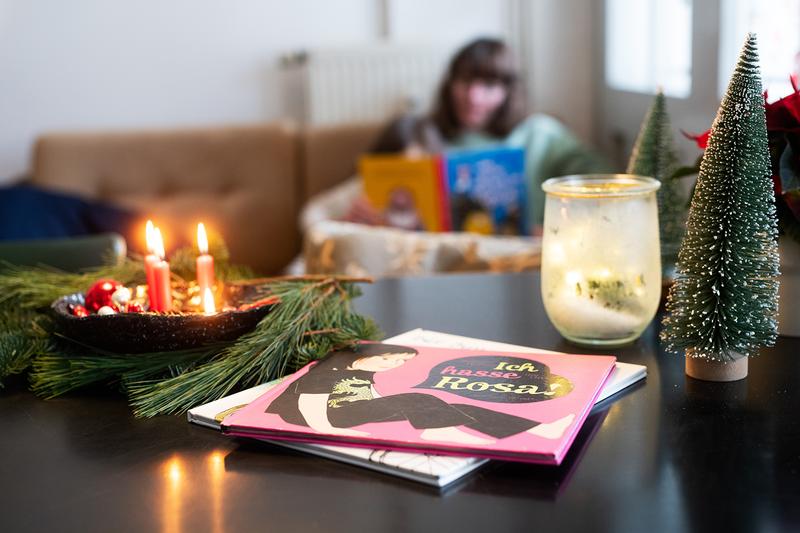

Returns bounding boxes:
[661,33,780,380]
[627,89,686,275]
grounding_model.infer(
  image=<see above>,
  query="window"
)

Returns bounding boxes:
[720,0,800,100]
[605,0,693,98]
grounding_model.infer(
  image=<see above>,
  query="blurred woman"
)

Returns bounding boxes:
[301,37,609,233]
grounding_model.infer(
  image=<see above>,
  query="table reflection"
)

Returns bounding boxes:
[209,451,225,533]
[162,456,184,533]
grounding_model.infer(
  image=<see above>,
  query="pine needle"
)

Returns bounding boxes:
[0,241,245,387]
[0,310,52,388]
[0,259,145,309]
[0,238,244,310]
[30,334,226,398]
[0,239,378,417]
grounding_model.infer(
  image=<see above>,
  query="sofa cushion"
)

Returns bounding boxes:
[32,123,299,274]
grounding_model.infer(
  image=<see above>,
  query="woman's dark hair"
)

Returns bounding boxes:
[431,38,525,140]
[368,114,426,153]
[315,344,419,371]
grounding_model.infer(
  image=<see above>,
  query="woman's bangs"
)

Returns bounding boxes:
[454,52,515,85]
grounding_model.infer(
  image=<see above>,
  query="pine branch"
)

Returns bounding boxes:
[0,310,52,388]
[30,334,225,399]
[0,239,378,417]
[0,259,145,309]
[127,279,380,417]
[0,239,251,311]
[0,240,254,388]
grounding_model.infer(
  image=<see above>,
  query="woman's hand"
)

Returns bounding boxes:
[343,196,385,226]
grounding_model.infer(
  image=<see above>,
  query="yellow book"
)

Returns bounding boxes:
[359,155,448,232]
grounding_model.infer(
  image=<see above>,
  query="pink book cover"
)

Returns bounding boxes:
[222,343,616,464]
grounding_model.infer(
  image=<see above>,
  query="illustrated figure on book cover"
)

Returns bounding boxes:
[265,344,575,446]
[383,187,425,231]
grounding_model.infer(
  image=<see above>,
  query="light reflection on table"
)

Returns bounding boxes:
[162,455,184,533]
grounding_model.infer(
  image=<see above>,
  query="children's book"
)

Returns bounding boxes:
[444,147,527,235]
[359,146,527,235]
[391,329,647,402]
[189,378,487,488]
[221,340,616,465]
[359,155,449,232]
[189,329,646,486]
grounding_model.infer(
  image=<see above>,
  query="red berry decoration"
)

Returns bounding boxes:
[126,302,144,313]
[69,304,89,317]
[84,279,122,312]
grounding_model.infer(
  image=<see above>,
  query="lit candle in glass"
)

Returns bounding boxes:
[152,228,172,312]
[540,175,661,346]
[196,223,215,296]
[144,220,160,311]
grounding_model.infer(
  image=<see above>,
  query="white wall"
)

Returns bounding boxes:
[388,0,512,47]
[526,0,596,144]
[387,0,598,144]
[596,0,722,169]
[0,0,383,183]
[0,0,593,184]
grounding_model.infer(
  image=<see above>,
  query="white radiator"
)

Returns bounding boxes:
[287,45,451,126]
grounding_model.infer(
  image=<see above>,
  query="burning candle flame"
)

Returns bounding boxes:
[197,223,209,255]
[145,220,155,254]
[153,227,166,260]
[203,287,216,315]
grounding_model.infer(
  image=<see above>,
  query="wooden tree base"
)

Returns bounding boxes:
[685,350,748,382]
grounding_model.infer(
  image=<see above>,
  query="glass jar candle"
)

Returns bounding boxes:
[541,175,662,346]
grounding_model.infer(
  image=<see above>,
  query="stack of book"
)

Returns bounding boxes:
[189,329,646,487]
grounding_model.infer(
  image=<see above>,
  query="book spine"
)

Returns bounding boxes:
[435,155,452,232]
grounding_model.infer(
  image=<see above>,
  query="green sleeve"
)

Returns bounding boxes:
[508,115,613,227]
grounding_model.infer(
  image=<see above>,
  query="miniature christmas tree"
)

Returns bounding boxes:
[661,33,780,381]
[627,90,685,275]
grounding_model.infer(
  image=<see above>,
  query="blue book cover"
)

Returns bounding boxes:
[443,146,527,235]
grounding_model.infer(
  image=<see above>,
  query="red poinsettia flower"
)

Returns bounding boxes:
[684,80,800,144]
[684,77,800,229]
[765,93,800,133]
[681,129,710,150]
[764,80,800,221]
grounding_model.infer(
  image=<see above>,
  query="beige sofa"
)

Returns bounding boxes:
[31,122,381,274]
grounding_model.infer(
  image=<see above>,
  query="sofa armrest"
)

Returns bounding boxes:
[0,233,126,273]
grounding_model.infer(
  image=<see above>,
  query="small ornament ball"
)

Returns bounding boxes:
[85,279,122,312]
[69,304,89,317]
[111,287,132,309]
[97,306,117,316]
[127,302,145,313]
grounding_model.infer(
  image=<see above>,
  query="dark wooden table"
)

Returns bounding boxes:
[1,272,798,532]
